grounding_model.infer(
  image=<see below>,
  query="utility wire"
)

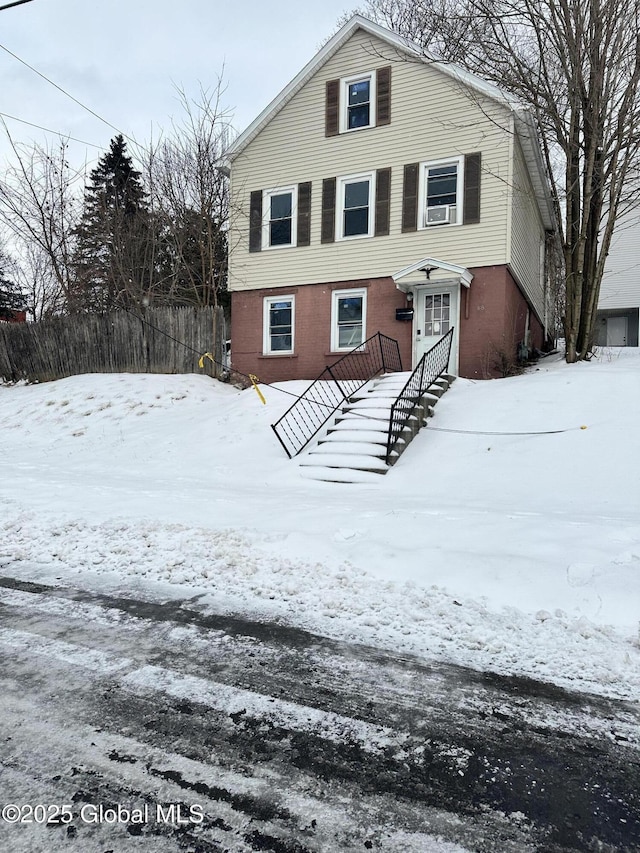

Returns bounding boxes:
[0,40,144,153]
[0,0,35,11]
[0,112,102,148]
[117,303,583,437]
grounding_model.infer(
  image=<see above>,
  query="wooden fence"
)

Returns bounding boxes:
[0,306,227,383]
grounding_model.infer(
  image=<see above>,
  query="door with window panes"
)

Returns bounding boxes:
[414,286,457,367]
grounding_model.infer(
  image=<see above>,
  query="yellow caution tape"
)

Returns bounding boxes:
[198,352,214,369]
[249,374,266,405]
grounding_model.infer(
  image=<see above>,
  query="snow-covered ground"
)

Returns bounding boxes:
[1,347,639,701]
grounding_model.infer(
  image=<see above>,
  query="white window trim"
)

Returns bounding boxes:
[263,294,295,355]
[418,155,464,229]
[339,71,377,134]
[262,185,298,249]
[336,172,375,241]
[331,288,367,352]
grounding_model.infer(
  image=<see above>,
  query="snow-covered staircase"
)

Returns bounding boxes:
[298,372,454,483]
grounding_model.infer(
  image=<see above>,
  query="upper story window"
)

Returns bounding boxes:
[419,157,464,227]
[337,172,374,240]
[263,186,297,248]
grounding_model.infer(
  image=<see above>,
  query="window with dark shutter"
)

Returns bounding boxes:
[463,153,481,224]
[375,168,391,236]
[321,177,336,243]
[296,182,312,246]
[376,66,391,126]
[325,79,339,137]
[402,164,419,232]
[249,190,263,252]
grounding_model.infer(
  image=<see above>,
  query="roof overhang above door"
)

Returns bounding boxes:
[393,257,473,291]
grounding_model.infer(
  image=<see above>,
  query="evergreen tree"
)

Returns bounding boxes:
[72,135,151,312]
[0,251,24,321]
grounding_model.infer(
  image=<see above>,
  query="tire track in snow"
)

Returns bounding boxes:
[0,574,639,852]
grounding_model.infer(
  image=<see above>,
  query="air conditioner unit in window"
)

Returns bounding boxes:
[426,205,451,225]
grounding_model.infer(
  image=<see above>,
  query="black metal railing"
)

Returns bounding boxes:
[386,328,454,463]
[272,332,402,458]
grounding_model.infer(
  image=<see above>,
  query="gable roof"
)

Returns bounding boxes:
[393,258,474,288]
[225,14,555,230]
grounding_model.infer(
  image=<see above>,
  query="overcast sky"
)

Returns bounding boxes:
[0,0,355,168]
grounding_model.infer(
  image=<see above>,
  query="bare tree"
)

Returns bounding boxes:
[143,83,231,311]
[0,127,81,316]
[348,0,640,361]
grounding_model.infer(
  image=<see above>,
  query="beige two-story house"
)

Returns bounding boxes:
[226,15,555,382]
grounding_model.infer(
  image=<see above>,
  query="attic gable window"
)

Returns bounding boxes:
[326,67,391,136]
[341,73,375,132]
[347,78,371,128]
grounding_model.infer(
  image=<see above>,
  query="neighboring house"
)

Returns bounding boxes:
[0,308,26,323]
[225,15,556,382]
[596,210,640,347]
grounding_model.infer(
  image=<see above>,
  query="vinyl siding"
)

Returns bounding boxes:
[600,210,640,309]
[508,134,545,320]
[229,28,513,292]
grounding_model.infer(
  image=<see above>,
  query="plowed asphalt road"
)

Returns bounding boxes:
[0,572,638,852]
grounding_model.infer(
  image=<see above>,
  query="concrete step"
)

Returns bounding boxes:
[298,453,389,473]
[309,440,397,458]
[299,467,386,484]
[335,408,394,424]
[327,421,390,436]
[322,428,393,445]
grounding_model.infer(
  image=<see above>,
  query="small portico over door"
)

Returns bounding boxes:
[392,257,473,375]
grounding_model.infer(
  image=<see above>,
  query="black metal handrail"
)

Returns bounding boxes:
[386,328,454,463]
[272,332,402,458]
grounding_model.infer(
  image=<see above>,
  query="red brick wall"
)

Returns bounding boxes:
[231,277,412,383]
[459,266,543,378]
[231,266,545,383]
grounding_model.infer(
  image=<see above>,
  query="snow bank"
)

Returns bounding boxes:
[1,348,639,700]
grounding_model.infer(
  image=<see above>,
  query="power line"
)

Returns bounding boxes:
[0,112,102,148]
[0,1,35,11]
[0,40,144,153]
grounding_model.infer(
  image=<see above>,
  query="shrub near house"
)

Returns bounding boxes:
[226,15,556,382]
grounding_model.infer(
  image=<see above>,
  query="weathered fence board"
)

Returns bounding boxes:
[0,307,226,383]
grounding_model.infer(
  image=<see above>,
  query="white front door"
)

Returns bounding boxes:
[606,316,628,346]
[414,285,459,372]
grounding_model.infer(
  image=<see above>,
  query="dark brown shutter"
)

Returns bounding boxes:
[321,177,336,243]
[463,153,481,224]
[325,79,340,137]
[402,163,419,232]
[376,66,391,126]
[249,190,263,252]
[296,182,312,246]
[375,168,391,236]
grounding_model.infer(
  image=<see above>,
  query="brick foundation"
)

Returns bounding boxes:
[460,266,544,379]
[230,266,544,383]
[231,278,412,384]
